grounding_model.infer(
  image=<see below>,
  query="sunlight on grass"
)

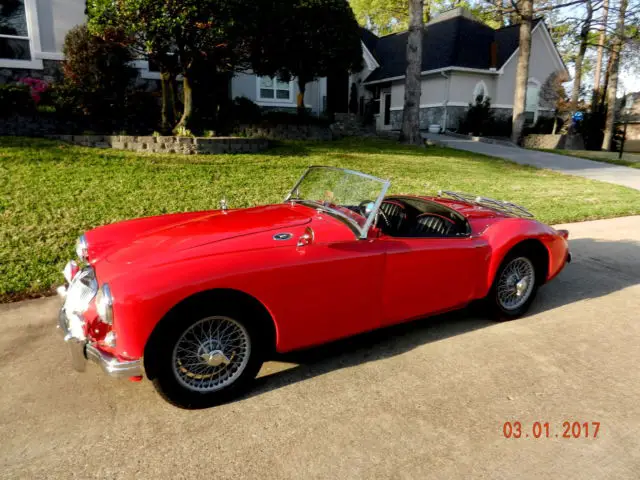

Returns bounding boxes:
[2,136,640,301]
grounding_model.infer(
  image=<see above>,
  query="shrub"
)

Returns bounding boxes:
[461,96,493,136]
[230,97,262,124]
[61,24,135,126]
[17,77,49,104]
[488,117,512,137]
[0,84,35,116]
[122,90,161,134]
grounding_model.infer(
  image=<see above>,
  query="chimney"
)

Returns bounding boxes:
[490,41,498,70]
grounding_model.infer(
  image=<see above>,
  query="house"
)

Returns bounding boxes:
[0,0,327,115]
[620,92,640,153]
[350,8,569,131]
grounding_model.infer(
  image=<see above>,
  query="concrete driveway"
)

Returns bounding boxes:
[1,216,640,479]
[424,134,640,191]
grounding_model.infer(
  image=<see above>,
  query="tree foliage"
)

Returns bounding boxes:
[87,0,253,130]
[251,0,363,112]
[59,24,135,124]
[349,0,500,34]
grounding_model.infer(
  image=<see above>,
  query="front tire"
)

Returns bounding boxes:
[149,306,265,409]
[488,250,539,320]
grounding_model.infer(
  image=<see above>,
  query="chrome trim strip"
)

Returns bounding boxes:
[58,308,143,378]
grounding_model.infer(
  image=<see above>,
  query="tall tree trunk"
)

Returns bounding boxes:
[591,0,609,108]
[602,0,628,151]
[400,0,424,145]
[160,70,177,133]
[511,0,533,145]
[601,51,614,112]
[177,72,194,131]
[570,0,593,112]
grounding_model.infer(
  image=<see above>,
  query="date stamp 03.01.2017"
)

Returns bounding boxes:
[502,421,600,439]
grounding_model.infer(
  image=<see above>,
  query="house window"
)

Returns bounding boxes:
[525,79,540,124]
[472,81,488,104]
[258,76,292,101]
[0,0,31,60]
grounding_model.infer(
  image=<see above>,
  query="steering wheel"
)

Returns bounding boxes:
[359,200,390,230]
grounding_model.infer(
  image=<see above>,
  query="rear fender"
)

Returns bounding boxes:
[478,218,559,298]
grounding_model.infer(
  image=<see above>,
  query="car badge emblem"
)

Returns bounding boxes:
[273,233,293,241]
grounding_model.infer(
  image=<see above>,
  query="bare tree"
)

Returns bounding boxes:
[602,0,628,150]
[570,0,594,111]
[511,0,534,144]
[400,0,424,145]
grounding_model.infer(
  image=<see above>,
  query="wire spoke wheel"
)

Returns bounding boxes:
[171,316,251,393]
[496,256,535,311]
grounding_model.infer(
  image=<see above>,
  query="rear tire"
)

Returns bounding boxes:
[148,302,265,409]
[488,248,540,321]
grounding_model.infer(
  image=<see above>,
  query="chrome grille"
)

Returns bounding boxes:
[64,266,98,314]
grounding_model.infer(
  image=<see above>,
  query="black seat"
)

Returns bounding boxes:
[410,213,457,237]
[378,201,406,234]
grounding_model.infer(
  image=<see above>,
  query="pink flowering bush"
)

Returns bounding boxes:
[18,77,49,105]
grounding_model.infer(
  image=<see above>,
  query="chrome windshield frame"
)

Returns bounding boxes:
[284,166,391,239]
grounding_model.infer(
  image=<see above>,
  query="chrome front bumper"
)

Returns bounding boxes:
[57,308,143,378]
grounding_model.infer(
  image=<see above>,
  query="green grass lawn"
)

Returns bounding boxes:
[2,135,640,302]
[537,149,640,169]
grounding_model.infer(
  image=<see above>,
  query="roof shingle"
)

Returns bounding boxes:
[362,16,542,83]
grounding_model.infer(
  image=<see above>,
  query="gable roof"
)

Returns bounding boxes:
[362,15,544,84]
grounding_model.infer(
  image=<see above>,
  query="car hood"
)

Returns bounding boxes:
[87,204,313,267]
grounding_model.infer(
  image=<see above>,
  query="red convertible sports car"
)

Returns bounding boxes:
[58,166,570,408]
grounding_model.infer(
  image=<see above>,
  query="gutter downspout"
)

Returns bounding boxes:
[441,71,451,132]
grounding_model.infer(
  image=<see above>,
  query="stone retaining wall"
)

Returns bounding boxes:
[47,134,269,154]
[523,134,585,150]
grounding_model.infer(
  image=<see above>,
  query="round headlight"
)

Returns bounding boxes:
[75,234,89,262]
[96,284,114,325]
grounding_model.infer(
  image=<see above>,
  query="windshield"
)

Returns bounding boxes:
[285,166,390,238]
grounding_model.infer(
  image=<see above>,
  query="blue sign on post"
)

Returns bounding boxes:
[572,111,584,122]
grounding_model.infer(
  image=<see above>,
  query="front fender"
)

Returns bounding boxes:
[106,248,291,359]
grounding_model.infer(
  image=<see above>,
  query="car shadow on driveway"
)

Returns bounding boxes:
[249,308,495,399]
[246,237,640,401]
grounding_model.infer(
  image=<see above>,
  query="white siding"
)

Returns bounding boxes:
[36,0,85,54]
[495,24,564,108]
[420,75,447,106]
[391,81,404,109]
[231,72,326,115]
[448,72,497,105]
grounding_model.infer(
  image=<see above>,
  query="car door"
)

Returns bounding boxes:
[256,235,387,352]
[378,235,490,326]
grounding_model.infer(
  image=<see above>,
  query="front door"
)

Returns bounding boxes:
[378,236,489,325]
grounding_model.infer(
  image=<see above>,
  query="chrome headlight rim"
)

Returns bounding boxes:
[75,234,89,262]
[96,283,114,325]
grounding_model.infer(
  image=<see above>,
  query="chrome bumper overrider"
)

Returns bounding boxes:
[57,308,143,378]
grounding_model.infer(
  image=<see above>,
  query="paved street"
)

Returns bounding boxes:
[1,216,640,479]
[424,133,640,191]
